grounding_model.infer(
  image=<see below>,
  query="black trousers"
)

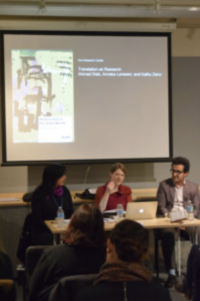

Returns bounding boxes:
[156,227,197,272]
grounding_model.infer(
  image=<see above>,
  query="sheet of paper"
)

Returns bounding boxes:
[88,188,97,194]
[104,218,115,223]
[0,198,19,201]
[104,209,117,214]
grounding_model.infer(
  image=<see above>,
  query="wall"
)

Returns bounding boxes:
[0,20,200,193]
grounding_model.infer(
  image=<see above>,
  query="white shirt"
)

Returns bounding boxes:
[172,182,185,212]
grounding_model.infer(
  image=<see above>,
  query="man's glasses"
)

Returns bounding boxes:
[170,169,184,175]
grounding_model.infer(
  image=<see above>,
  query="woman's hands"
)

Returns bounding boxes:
[99,181,117,212]
[106,181,116,194]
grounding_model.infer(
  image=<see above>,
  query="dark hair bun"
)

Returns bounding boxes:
[110,219,149,263]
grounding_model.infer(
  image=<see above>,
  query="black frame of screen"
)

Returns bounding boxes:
[0,30,173,166]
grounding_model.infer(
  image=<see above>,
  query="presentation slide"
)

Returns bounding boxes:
[2,32,172,163]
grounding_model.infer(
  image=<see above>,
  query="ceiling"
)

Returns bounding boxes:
[0,1,200,27]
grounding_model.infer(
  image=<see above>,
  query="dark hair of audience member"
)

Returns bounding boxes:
[172,156,190,173]
[110,162,126,175]
[41,163,66,193]
[109,219,149,263]
[65,204,105,248]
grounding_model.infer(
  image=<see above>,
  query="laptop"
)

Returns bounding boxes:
[126,201,157,220]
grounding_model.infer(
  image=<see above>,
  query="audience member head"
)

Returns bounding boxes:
[42,163,66,192]
[171,156,190,185]
[107,219,149,264]
[109,162,126,187]
[65,204,105,248]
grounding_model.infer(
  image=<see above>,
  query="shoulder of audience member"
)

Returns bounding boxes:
[74,280,171,301]
[43,245,66,256]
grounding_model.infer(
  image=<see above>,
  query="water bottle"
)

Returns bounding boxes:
[57,206,64,227]
[116,204,124,220]
[187,200,194,221]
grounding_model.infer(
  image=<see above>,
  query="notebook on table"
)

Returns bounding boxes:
[126,201,158,220]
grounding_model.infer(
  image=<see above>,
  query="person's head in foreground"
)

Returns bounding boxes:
[94,219,152,285]
[75,220,171,301]
[107,219,149,265]
[65,204,105,248]
[171,156,190,186]
[42,163,66,193]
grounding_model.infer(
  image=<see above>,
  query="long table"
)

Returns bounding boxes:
[45,217,200,275]
[3,186,200,207]
[0,188,158,208]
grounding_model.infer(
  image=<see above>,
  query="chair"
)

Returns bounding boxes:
[16,245,50,301]
[22,192,33,203]
[16,212,33,264]
[49,274,97,301]
[0,279,15,301]
[16,213,33,301]
[154,228,191,278]
[26,245,50,276]
[0,279,14,294]
[134,198,190,277]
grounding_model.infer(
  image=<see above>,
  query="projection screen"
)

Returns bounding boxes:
[1,31,172,165]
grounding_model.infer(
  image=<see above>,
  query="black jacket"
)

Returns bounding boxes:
[31,185,73,245]
[75,280,172,301]
[29,243,106,301]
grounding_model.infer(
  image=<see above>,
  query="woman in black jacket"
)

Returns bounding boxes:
[31,163,73,245]
[29,204,106,301]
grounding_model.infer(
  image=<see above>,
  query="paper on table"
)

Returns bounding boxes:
[53,219,70,228]
[104,218,115,223]
[104,209,117,214]
[0,198,19,201]
[88,188,97,194]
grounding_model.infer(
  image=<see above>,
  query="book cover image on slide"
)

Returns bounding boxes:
[11,49,74,143]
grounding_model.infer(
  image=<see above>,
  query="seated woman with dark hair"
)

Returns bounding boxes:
[31,163,73,245]
[95,162,132,212]
[29,204,106,301]
[0,239,16,301]
[76,219,171,301]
